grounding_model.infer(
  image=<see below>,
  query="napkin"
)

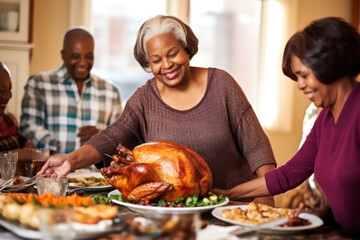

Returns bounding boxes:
[197,224,245,240]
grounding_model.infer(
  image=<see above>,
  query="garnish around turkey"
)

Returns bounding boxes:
[91,192,226,207]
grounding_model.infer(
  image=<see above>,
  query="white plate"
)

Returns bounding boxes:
[66,171,113,192]
[0,176,35,193]
[108,189,229,214]
[0,216,122,239]
[212,205,323,233]
[260,213,323,233]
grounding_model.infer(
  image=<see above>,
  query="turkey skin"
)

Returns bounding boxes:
[101,141,213,202]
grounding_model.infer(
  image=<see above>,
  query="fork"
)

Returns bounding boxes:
[0,178,14,192]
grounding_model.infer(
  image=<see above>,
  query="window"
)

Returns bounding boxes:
[189,0,261,106]
[91,0,166,102]
[89,0,295,131]
[91,0,260,106]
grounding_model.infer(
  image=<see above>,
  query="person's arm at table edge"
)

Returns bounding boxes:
[38,144,102,176]
[67,144,102,170]
[252,164,275,206]
[212,175,271,200]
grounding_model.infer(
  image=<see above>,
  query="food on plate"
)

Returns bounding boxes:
[221,202,291,225]
[18,203,39,228]
[282,216,311,227]
[0,193,118,229]
[13,177,24,185]
[101,141,213,202]
[74,204,118,224]
[91,193,128,204]
[92,192,227,208]
[2,201,21,221]
[6,192,93,206]
[68,176,109,187]
[0,194,15,213]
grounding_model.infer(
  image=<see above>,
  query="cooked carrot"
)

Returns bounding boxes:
[6,192,93,207]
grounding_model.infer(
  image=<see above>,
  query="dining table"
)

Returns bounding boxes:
[0,182,355,240]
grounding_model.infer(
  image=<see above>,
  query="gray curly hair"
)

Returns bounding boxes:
[134,15,199,72]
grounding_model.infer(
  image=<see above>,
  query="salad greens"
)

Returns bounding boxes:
[91,192,226,207]
[91,193,127,204]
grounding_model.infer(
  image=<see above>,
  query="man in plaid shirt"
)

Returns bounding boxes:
[20,27,122,154]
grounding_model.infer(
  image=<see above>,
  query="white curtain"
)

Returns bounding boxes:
[257,0,299,132]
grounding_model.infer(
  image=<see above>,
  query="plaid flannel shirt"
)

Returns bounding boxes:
[20,64,122,154]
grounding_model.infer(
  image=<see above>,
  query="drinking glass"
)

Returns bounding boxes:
[15,148,33,177]
[0,151,18,180]
[126,211,200,240]
[39,207,75,240]
[36,174,68,197]
[160,212,200,240]
[31,149,50,176]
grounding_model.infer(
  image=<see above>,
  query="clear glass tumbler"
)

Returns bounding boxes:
[36,174,68,197]
[0,151,18,180]
[126,211,200,240]
[31,149,50,176]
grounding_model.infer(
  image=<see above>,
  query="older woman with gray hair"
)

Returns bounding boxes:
[39,15,276,205]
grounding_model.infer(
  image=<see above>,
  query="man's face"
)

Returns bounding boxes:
[61,36,94,82]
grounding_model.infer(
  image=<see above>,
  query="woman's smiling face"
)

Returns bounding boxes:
[291,55,337,109]
[146,33,190,88]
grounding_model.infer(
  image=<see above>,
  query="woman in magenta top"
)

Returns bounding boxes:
[212,17,360,236]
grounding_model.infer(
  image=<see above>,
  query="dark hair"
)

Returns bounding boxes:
[134,15,199,72]
[282,17,360,84]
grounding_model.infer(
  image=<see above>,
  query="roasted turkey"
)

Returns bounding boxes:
[100,141,213,202]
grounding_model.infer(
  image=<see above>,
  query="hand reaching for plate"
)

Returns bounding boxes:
[291,202,328,219]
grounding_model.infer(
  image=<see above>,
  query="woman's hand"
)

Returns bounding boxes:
[37,145,102,176]
[212,177,270,200]
[37,154,72,177]
[291,202,319,217]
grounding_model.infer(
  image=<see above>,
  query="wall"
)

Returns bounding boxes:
[30,0,70,75]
